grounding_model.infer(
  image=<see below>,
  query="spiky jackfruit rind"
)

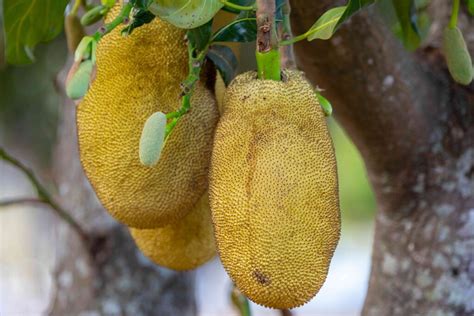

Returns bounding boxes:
[77,11,219,229]
[210,70,341,309]
[130,192,216,271]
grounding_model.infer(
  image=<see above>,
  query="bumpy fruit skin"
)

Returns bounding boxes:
[77,10,219,228]
[130,192,216,271]
[210,70,340,309]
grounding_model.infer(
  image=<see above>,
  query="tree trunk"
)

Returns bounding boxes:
[50,71,197,315]
[291,1,474,315]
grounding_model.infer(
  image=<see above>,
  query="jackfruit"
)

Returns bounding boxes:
[130,192,216,271]
[77,8,219,228]
[210,70,340,309]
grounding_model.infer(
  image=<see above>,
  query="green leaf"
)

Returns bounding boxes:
[188,19,213,52]
[3,0,69,65]
[467,0,474,16]
[149,0,223,29]
[392,0,421,50]
[307,6,346,41]
[130,0,154,10]
[316,92,333,117]
[122,9,155,36]
[335,0,375,29]
[212,16,257,42]
[207,44,238,85]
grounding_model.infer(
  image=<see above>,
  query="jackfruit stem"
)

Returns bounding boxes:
[256,0,281,80]
[92,2,132,41]
[256,50,281,81]
[164,32,210,138]
[449,0,460,29]
[220,0,256,11]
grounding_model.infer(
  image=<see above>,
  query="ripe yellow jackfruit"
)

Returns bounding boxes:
[77,10,219,228]
[210,70,340,309]
[130,192,216,271]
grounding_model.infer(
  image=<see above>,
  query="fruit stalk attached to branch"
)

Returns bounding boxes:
[256,0,281,80]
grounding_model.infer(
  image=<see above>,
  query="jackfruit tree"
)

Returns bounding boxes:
[0,0,473,315]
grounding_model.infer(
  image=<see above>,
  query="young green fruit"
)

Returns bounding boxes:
[66,59,93,100]
[210,70,340,309]
[139,112,167,167]
[442,26,473,85]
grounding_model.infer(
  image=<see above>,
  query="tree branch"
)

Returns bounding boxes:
[290,1,443,177]
[0,197,48,207]
[0,146,88,242]
[279,0,296,69]
[256,0,277,53]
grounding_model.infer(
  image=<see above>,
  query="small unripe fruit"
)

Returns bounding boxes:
[442,26,473,85]
[66,59,93,100]
[139,112,167,167]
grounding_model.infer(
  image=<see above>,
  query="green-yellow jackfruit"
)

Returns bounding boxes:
[77,8,219,228]
[210,70,340,309]
[130,192,216,271]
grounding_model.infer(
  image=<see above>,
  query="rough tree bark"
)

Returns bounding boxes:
[291,1,473,315]
[50,69,196,315]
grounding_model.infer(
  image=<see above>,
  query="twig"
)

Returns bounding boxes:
[256,0,277,53]
[280,309,293,316]
[0,197,48,207]
[0,147,88,242]
[279,0,296,69]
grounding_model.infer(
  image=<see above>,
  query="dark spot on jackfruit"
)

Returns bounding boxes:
[253,269,271,286]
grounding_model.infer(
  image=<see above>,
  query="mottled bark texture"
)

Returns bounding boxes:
[50,71,196,315]
[291,0,474,315]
